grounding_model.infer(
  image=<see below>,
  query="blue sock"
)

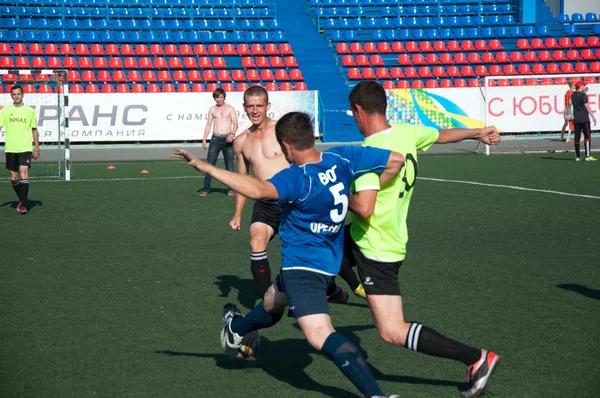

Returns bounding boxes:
[322,332,383,398]
[230,301,283,336]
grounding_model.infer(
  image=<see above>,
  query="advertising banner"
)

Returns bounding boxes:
[0,91,319,143]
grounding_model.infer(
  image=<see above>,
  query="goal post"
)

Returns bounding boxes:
[0,69,70,180]
[480,73,600,155]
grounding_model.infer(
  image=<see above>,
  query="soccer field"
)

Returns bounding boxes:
[1,153,598,397]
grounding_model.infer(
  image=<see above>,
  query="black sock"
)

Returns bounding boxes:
[338,257,360,291]
[19,179,29,205]
[407,323,481,366]
[250,251,272,298]
[11,180,20,200]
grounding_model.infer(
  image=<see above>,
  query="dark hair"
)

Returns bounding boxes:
[243,85,269,104]
[348,81,387,115]
[275,112,315,151]
[212,88,226,99]
[10,85,23,94]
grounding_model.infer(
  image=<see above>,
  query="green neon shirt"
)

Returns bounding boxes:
[1,104,37,153]
[351,124,439,262]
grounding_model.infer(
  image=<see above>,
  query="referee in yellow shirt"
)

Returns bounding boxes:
[1,85,39,214]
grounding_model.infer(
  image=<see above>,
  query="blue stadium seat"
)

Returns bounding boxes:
[495,26,510,38]
[501,15,514,25]
[372,30,384,40]
[85,31,99,42]
[183,19,195,30]
[426,29,439,39]
[586,13,599,22]
[508,26,521,37]
[0,30,5,42]
[4,18,18,29]
[186,31,201,41]
[38,30,53,42]
[440,28,452,39]
[522,26,536,37]
[344,30,356,41]
[96,19,109,30]
[481,27,495,38]
[69,30,83,42]
[111,19,125,30]
[81,19,94,30]
[37,18,50,29]
[231,31,245,42]
[558,14,570,23]
[537,25,549,36]
[215,31,230,42]
[571,13,584,23]
[53,19,64,29]
[114,31,128,42]
[129,31,145,43]
[565,25,577,35]
[23,30,37,42]
[159,31,172,42]
[54,30,68,42]
[154,19,168,30]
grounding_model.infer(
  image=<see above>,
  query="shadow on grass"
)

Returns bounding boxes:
[0,200,43,211]
[215,275,260,311]
[557,283,600,301]
[540,156,574,161]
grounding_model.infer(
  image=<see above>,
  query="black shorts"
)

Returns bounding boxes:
[5,152,32,171]
[250,200,282,237]
[343,225,403,296]
[275,270,335,319]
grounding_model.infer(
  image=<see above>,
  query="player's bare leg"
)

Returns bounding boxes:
[367,294,500,397]
[249,222,274,298]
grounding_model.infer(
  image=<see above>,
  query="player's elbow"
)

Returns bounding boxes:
[388,152,405,175]
[352,202,374,218]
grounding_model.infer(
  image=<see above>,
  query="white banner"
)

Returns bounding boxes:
[486,84,600,132]
[0,91,319,143]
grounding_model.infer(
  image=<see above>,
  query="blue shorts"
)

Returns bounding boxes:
[275,270,334,319]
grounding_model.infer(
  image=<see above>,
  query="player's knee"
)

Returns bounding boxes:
[10,176,19,184]
[304,327,329,351]
[249,237,267,252]
[377,322,410,347]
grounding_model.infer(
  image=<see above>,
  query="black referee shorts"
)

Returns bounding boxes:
[343,225,403,296]
[5,152,32,172]
[250,200,282,237]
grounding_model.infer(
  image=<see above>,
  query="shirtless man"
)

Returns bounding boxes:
[229,86,365,302]
[200,88,238,197]
[229,86,287,299]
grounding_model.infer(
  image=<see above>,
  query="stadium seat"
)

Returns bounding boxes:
[546,63,560,74]
[157,71,172,82]
[203,70,217,82]
[206,83,219,93]
[540,78,553,85]
[412,54,426,65]
[97,70,111,83]
[162,84,175,93]
[382,81,395,90]
[153,58,167,69]
[270,56,284,68]
[497,79,510,86]
[375,67,390,79]
[101,84,115,93]
[398,54,411,66]
[426,80,438,89]
[130,84,144,93]
[294,82,307,91]
[60,43,74,55]
[336,43,350,54]
[208,44,222,55]
[510,79,524,86]
[142,71,157,83]
[378,42,392,54]
[234,83,248,92]
[217,70,231,82]
[588,37,600,47]
[404,67,418,79]
[31,57,46,68]
[348,68,360,80]
[461,40,475,52]
[567,50,581,61]
[37,84,52,94]
[179,44,193,56]
[222,44,236,56]
[554,77,568,84]
[475,66,489,77]
[231,70,245,82]
[70,84,84,94]
[176,84,190,92]
[453,79,466,88]
[285,56,299,68]
[412,80,424,89]
[350,42,363,54]
[147,84,160,93]
[188,70,202,82]
[172,70,187,82]
[510,52,524,63]
[561,63,575,73]
[447,41,460,52]
[504,65,517,75]
[139,57,153,69]
[198,57,212,69]
[517,64,532,75]
[440,80,453,88]
[454,53,467,65]
[433,66,447,78]
[84,84,99,93]
[440,54,453,65]
[424,54,439,65]
[390,67,403,79]
[517,39,530,50]
[524,51,537,62]
[468,79,480,88]
[591,62,600,73]
[392,42,405,53]
[194,44,208,56]
[552,50,567,61]
[405,42,418,53]
[242,57,256,68]
[397,81,410,89]
[418,67,433,78]
[584,76,597,84]
[475,40,488,51]
[538,51,551,62]
[265,82,278,92]
[364,42,377,54]
[489,39,503,51]
[532,64,546,74]
[45,44,59,55]
[189,83,204,92]
[489,65,503,76]
[582,49,595,60]
[29,43,43,55]
[275,69,290,81]
[213,57,226,69]
[433,41,447,52]
[246,70,260,82]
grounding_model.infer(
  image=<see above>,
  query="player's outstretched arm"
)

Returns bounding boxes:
[172,148,279,201]
[436,126,501,145]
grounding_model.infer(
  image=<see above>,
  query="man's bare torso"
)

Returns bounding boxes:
[211,104,235,136]
[238,119,289,181]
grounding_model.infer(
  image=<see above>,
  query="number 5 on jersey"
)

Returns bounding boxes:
[318,165,348,223]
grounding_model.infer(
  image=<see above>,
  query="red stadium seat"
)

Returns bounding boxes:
[440,53,453,65]
[546,63,559,74]
[383,81,395,89]
[566,50,581,61]
[390,67,403,79]
[251,44,265,55]
[183,57,197,69]
[475,40,488,51]
[256,56,269,68]
[172,70,187,82]
[90,44,104,55]
[398,54,411,65]
[261,69,275,81]
[223,44,236,56]
[413,54,426,65]
[496,79,509,86]
[454,53,468,64]
[218,70,232,81]
[115,84,129,93]
[405,41,419,53]
[538,51,551,62]
[191,84,205,92]
[524,51,537,62]
[573,37,587,48]
[236,83,249,92]
[295,82,307,91]
[61,57,75,69]
[242,57,255,68]
[503,65,517,75]
[362,68,376,79]
[532,64,546,74]
[70,84,83,93]
[433,41,447,52]
[135,44,150,56]
[591,62,600,73]
[177,84,190,92]
[575,63,589,73]
[454,79,467,87]
[461,66,475,77]
[426,80,438,88]
[82,71,96,83]
[21,84,35,93]
[517,64,532,75]
[475,65,489,77]
[162,84,175,93]
[113,70,126,83]
[540,78,553,85]
[418,67,432,78]
[510,52,524,62]
[101,84,115,93]
[179,44,192,56]
[203,70,217,82]
[489,65,503,76]
[511,79,524,86]
[348,68,360,79]
[447,41,460,52]
[275,69,290,81]
[198,57,212,69]
[142,71,157,82]
[29,43,43,55]
[219,83,233,92]
[447,66,460,77]
[489,40,503,51]
[425,54,439,65]
[147,84,160,93]
[468,79,480,87]
[194,44,208,55]
[467,53,481,64]
[376,67,390,79]
[232,70,245,82]
[138,57,152,68]
[85,84,99,93]
[588,37,600,48]
[93,57,108,69]
[397,81,410,89]
[545,38,559,49]
[247,70,260,82]
[206,83,219,93]
[131,84,144,93]
[582,49,595,60]
[265,43,279,55]
[188,70,202,82]
[265,82,278,91]
[128,71,142,83]
[60,43,74,55]
[208,44,222,55]
[124,57,138,69]
[517,39,530,50]
[420,41,433,53]
[16,56,30,68]
[495,52,509,63]
[561,63,575,73]
[554,77,567,84]
[364,42,378,54]
[77,57,91,69]
[559,38,573,49]
[153,57,168,69]
[31,57,46,68]
[157,71,172,82]
[280,82,293,91]
[356,55,369,66]
[38,84,52,93]
[213,57,226,69]
[480,52,494,64]
[146,44,162,57]
[350,43,363,54]
[0,44,10,55]
[370,55,384,66]
[404,67,418,79]
[378,42,392,53]
[392,42,405,53]
[270,56,284,68]
[109,57,123,69]
[552,50,567,61]
[433,66,447,77]
[440,80,453,88]
[168,58,183,69]
[45,43,59,55]
[336,43,350,54]
[412,80,424,89]
[165,44,178,56]
[461,40,475,52]
[97,70,111,83]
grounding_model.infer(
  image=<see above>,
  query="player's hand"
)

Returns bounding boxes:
[226,134,234,143]
[229,215,241,231]
[202,139,207,149]
[32,149,40,160]
[477,126,501,146]
[171,147,208,172]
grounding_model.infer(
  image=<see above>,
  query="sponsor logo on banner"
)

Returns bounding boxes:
[0,92,319,143]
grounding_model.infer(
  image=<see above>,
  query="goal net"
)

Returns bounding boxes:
[479,73,600,155]
[1,69,70,180]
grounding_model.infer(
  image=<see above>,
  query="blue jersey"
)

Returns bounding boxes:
[268,146,391,275]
